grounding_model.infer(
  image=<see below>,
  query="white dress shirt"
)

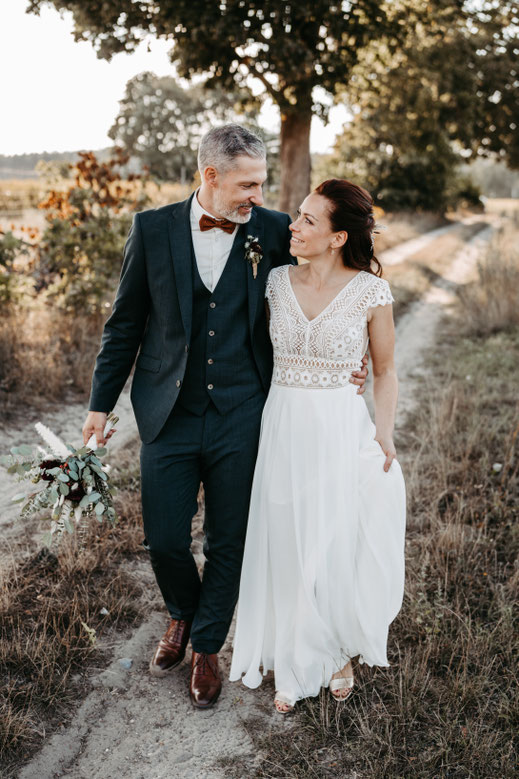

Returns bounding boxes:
[190,190,238,292]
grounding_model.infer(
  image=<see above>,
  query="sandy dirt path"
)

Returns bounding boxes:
[3,214,497,779]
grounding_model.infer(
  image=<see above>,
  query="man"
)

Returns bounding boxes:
[83,124,367,709]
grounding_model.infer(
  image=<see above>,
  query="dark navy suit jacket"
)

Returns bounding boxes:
[88,194,294,443]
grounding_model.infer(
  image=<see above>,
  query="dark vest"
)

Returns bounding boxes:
[177,236,264,415]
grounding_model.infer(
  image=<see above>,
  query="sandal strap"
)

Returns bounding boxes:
[329,677,354,692]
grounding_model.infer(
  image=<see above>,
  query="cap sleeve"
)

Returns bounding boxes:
[265,266,282,301]
[369,277,394,309]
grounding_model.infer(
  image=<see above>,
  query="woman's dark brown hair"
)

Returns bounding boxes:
[314,179,382,276]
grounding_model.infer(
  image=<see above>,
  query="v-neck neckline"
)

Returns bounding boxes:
[286,266,364,324]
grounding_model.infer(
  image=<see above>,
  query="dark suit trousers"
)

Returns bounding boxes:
[140,393,265,654]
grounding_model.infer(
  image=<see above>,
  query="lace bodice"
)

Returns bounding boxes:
[266,265,394,389]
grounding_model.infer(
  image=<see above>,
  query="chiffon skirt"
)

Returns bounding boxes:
[229,381,406,705]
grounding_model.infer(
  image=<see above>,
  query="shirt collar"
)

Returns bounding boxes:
[190,188,237,234]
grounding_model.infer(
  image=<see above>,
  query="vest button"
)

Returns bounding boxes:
[208,330,215,336]
[209,302,216,309]
[176,379,181,388]
[207,358,214,365]
[207,384,214,390]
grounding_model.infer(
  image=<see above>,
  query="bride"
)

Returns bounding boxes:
[229,178,406,713]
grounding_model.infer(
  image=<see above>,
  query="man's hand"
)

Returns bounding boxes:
[82,411,116,447]
[350,352,369,395]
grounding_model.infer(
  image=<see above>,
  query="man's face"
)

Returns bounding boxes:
[211,155,267,223]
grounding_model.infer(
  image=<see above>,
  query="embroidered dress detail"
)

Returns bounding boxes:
[266,266,393,389]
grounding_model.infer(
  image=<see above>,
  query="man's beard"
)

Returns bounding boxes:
[213,191,253,224]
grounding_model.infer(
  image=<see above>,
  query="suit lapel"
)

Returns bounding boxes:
[245,208,266,334]
[168,196,194,342]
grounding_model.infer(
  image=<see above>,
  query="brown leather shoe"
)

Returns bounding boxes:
[149,619,191,677]
[189,651,222,709]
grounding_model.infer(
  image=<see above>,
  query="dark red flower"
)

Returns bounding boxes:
[68,484,86,503]
[39,459,61,481]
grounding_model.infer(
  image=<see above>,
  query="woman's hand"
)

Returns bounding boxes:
[375,434,397,472]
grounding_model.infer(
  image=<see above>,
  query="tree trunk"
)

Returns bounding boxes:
[279,110,312,218]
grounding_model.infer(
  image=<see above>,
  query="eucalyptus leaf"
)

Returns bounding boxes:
[0,455,11,466]
[67,469,79,481]
[76,461,85,471]
[18,444,34,456]
[7,464,18,474]
[63,518,74,534]
[75,446,89,457]
[49,487,59,502]
[57,472,69,482]
[11,493,26,503]
[94,448,107,457]
[10,446,20,455]
[48,467,62,476]
[59,482,70,496]
[22,463,33,471]
[88,492,102,502]
[79,494,92,508]
[95,502,105,515]
[90,456,103,467]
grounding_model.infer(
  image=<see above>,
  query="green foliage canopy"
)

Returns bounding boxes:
[331,0,519,210]
[108,74,251,181]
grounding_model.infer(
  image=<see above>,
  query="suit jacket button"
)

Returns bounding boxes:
[209,302,216,309]
[208,330,215,336]
[207,384,214,390]
[207,358,214,365]
[176,379,181,388]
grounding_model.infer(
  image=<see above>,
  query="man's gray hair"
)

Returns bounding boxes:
[198,124,266,174]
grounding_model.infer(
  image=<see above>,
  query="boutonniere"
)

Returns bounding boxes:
[244,235,263,279]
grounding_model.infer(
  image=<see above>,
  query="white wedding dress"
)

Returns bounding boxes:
[229,266,406,705]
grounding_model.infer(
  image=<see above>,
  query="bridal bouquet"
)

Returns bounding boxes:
[1,413,119,545]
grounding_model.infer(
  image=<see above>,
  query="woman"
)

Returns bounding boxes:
[229,179,406,713]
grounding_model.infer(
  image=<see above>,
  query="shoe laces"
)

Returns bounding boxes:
[167,620,184,645]
[194,653,216,677]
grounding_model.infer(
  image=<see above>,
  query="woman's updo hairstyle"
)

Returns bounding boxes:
[314,179,381,276]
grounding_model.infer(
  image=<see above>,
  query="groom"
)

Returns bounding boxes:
[83,124,367,709]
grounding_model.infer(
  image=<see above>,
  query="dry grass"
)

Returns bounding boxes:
[374,210,449,253]
[221,231,519,777]
[0,456,145,776]
[0,306,105,419]
[0,179,46,215]
[457,223,519,336]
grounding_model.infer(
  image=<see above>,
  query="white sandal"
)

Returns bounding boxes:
[274,692,295,714]
[329,676,354,701]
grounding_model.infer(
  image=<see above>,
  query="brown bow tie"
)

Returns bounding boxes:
[199,214,236,234]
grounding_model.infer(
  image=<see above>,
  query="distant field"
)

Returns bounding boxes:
[483,197,519,214]
[0,177,192,219]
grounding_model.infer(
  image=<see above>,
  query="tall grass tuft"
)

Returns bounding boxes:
[458,221,519,336]
[0,305,104,417]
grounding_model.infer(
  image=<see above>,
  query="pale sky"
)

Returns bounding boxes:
[0,1,349,157]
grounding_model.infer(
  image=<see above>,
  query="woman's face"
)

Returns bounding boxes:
[289,193,342,260]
